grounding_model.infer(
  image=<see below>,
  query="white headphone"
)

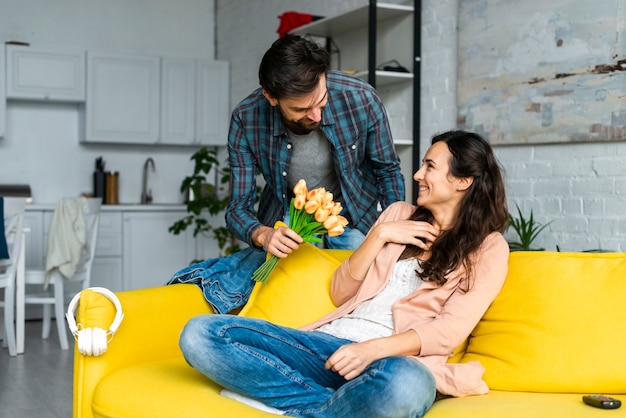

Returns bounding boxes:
[66,287,124,356]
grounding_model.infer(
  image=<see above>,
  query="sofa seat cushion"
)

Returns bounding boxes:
[462,251,626,393]
[426,390,623,418]
[92,357,276,418]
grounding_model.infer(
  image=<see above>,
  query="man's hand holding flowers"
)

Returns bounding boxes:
[252,179,349,284]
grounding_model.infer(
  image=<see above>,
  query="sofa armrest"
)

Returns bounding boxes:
[73,284,211,418]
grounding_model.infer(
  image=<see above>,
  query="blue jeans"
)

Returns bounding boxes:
[180,315,436,418]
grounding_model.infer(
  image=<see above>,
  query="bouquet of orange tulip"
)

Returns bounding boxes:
[251,179,349,283]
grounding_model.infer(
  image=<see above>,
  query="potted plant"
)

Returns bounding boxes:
[507,204,552,251]
[169,147,240,258]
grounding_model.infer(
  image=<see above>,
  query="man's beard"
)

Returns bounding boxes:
[282,117,320,135]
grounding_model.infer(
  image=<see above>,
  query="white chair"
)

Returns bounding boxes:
[23,197,101,350]
[0,197,26,356]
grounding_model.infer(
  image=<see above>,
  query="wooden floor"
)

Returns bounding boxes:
[0,319,73,418]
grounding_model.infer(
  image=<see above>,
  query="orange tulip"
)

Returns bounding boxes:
[293,193,306,210]
[330,201,343,216]
[324,215,349,237]
[307,187,326,202]
[315,206,331,223]
[304,198,321,214]
[321,191,334,206]
[293,179,308,196]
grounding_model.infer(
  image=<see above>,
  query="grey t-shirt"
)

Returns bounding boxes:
[287,128,342,202]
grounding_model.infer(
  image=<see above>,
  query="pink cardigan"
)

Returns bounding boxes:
[302,202,510,396]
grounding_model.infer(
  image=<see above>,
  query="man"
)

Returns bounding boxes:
[227,34,405,257]
[168,35,404,314]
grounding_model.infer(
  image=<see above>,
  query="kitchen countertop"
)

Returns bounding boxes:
[26,203,187,211]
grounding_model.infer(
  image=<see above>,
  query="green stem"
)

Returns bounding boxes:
[251,255,279,283]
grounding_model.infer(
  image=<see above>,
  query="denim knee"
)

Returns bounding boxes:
[371,357,436,418]
[179,315,220,364]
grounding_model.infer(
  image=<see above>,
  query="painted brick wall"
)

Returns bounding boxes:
[217,0,625,252]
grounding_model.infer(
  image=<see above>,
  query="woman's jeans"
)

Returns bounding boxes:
[180,315,436,418]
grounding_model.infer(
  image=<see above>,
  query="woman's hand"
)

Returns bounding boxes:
[341,220,439,284]
[373,220,439,250]
[325,341,378,381]
[325,331,423,381]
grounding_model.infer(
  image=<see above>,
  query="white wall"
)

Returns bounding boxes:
[0,0,216,204]
[217,0,625,252]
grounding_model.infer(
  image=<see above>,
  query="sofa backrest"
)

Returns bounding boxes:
[462,251,626,393]
[241,246,626,394]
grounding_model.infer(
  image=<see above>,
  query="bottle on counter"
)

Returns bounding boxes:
[106,171,119,205]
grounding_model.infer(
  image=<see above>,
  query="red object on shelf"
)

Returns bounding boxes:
[277,11,322,38]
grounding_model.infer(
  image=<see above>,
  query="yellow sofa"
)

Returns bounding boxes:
[73,245,626,417]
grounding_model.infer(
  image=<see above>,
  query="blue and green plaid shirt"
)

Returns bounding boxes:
[226,70,405,249]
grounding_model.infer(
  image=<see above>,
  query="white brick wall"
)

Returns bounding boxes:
[217,0,625,252]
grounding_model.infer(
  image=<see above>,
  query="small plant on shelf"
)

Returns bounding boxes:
[507,204,552,251]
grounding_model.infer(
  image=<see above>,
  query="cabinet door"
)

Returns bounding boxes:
[91,212,123,290]
[6,45,86,102]
[196,60,229,146]
[122,212,195,290]
[0,45,5,138]
[85,52,160,144]
[160,57,196,145]
[91,257,123,292]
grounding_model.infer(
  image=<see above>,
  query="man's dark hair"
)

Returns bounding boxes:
[258,35,330,100]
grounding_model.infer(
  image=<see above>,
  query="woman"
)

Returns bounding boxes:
[180,130,510,418]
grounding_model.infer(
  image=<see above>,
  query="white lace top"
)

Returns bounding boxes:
[316,258,423,342]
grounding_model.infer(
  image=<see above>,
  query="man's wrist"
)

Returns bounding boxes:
[251,225,270,249]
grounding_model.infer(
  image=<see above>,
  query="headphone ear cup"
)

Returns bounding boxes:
[77,328,90,356]
[77,327,108,356]
[92,327,108,356]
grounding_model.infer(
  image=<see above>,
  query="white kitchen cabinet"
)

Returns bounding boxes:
[91,212,123,291]
[160,57,196,145]
[84,52,160,144]
[160,57,229,146]
[195,59,229,146]
[122,211,195,290]
[0,45,5,138]
[6,45,85,102]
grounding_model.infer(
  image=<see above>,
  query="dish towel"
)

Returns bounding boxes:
[0,197,10,260]
[44,197,89,288]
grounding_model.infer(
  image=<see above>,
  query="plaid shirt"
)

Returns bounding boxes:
[226,70,405,248]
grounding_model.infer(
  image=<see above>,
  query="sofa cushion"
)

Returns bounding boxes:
[426,390,619,418]
[239,243,352,328]
[92,357,273,418]
[462,251,626,393]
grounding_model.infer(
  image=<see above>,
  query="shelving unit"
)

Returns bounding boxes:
[290,1,420,201]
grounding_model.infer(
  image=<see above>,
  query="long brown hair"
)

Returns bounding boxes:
[400,131,508,289]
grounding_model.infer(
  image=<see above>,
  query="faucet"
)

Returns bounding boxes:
[140,157,155,204]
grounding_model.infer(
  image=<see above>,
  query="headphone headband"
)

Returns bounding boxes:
[66,287,124,343]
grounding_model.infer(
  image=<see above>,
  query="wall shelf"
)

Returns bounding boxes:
[291,1,419,200]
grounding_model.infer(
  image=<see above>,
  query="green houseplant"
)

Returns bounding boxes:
[507,204,552,251]
[169,147,240,257]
